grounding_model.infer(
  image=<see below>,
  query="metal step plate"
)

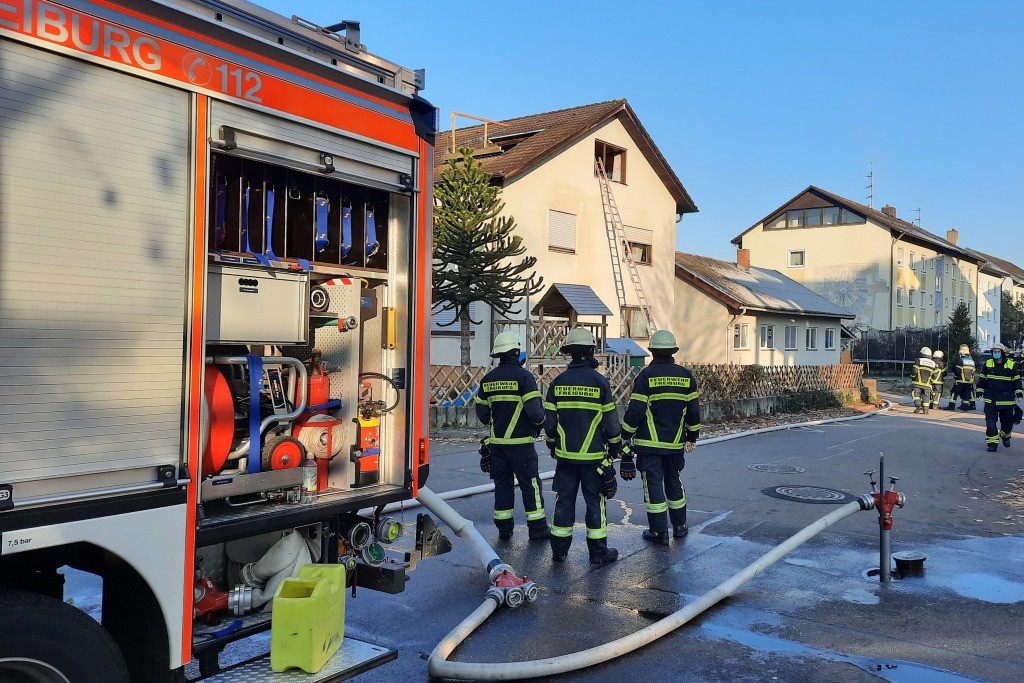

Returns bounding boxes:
[200,637,396,683]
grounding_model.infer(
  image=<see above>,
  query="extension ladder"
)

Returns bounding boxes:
[595,158,658,333]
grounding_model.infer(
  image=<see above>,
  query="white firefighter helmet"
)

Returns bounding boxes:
[491,331,522,356]
[920,347,932,357]
[959,344,971,355]
[560,327,596,352]
[648,330,679,351]
[990,343,1009,353]
[933,350,944,359]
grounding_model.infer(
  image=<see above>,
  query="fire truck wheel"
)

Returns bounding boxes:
[0,589,130,683]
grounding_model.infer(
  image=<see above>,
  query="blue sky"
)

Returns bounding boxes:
[262,0,1024,264]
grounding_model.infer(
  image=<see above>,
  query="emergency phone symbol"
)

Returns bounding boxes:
[183,53,213,86]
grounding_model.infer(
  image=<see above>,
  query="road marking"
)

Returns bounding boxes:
[819,448,854,460]
[826,428,903,449]
[795,427,825,433]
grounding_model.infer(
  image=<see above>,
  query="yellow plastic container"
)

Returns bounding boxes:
[270,563,346,673]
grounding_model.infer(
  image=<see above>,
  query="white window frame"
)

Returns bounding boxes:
[788,249,806,269]
[784,325,798,351]
[806,327,818,350]
[897,247,904,267]
[909,251,917,269]
[760,324,775,350]
[733,323,750,350]
[909,289,915,307]
[824,327,836,350]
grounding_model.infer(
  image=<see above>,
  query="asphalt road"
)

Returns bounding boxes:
[65,398,1024,682]
[330,401,1024,683]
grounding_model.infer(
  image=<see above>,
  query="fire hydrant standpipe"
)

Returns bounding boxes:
[420,486,878,681]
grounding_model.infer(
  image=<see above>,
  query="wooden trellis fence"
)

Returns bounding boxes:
[428,363,863,407]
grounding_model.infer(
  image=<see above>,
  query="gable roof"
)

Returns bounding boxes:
[531,283,613,318]
[435,99,698,215]
[674,251,854,319]
[731,185,976,260]
[969,249,1024,283]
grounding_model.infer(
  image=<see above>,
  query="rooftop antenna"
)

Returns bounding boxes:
[864,162,874,209]
[912,203,922,227]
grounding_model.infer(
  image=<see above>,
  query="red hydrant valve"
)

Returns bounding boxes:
[872,489,902,531]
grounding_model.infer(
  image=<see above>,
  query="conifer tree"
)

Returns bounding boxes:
[999,290,1024,350]
[433,148,543,365]
[946,301,978,356]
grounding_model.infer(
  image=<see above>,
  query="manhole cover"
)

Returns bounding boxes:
[762,485,854,504]
[747,464,806,474]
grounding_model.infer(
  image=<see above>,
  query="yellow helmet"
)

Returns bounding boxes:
[560,327,596,352]
[649,330,678,351]
[491,331,522,356]
[959,344,970,355]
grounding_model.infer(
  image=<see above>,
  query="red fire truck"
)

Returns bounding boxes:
[0,1,441,680]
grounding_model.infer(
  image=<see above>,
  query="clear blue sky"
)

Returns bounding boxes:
[262,0,1024,265]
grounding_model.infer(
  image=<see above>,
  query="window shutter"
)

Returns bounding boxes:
[548,210,577,251]
[623,225,652,245]
[432,302,476,331]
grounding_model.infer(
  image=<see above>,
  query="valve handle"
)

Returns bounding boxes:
[863,469,876,476]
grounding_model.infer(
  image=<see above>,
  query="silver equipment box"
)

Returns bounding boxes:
[207,265,309,345]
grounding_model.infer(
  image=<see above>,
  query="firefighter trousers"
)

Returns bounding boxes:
[912,386,933,409]
[952,383,975,406]
[550,460,608,559]
[637,453,687,534]
[984,404,1014,446]
[490,444,548,533]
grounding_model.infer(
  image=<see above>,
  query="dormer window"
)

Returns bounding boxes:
[595,140,626,183]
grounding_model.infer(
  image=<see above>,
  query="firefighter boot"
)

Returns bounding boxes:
[642,530,670,546]
[988,443,998,453]
[589,548,619,565]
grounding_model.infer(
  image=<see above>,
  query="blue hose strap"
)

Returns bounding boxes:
[314,193,330,253]
[247,355,263,474]
[241,180,251,254]
[263,184,280,261]
[297,258,311,272]
[308,399,342,413]
[215,176,227,248]
[341,202,352,258]
[365,203,379,258]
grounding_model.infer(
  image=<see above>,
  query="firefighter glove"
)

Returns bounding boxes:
[478,438,491,473]
[606,440,621,459]
[619,454,636,481]
[598,459,618,499]
[1017,390,1024,401]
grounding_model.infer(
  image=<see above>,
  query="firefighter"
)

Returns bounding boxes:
[944,344,977,411]
[620,330,700,545]
[931,350,947,408]
[475,331,550,540]
[976,343,1022,452]
[911,347,937,414]
[544,327,622,565]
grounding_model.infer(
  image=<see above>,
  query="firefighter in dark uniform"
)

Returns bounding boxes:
[944,344,977,411]
[475,332,550,540]
[620,330,700,545]
[976,343,1022,452]
[545,327,622,565]
[911,346,937,414]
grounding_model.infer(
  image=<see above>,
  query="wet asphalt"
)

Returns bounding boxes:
[64,396,1024,681]
[332,398,1024,683]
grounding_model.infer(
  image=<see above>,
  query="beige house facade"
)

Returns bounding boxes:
[431,100,697,365]
[673,251,853,365]
[732,187,983,336]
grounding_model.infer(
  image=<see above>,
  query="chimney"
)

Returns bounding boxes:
[737,248,751,269]
[881,204,896,218]
[947,228,958,245]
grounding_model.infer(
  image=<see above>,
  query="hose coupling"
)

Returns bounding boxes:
[485,586,505,606]
[856,493,876,511]
[228,585,253,615]
[504,585,525,609]
[487,563,514,583]
[240,562,266,589]
[522,581,540,604]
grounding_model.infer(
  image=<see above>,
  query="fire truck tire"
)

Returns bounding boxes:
[0,589,130,682]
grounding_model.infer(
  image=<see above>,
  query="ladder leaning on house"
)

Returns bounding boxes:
[595,158,658,333]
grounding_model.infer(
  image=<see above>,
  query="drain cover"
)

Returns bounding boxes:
[762,485,853,504]
[748,464,806,474]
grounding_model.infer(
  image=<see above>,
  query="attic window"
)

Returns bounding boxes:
[595,141,626,183]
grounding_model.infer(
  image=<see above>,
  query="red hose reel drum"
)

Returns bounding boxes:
[202,365,235,476]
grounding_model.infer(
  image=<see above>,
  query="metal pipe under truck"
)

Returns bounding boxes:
[0,1,447,680]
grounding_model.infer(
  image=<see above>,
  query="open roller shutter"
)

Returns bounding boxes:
[0,41,190,485]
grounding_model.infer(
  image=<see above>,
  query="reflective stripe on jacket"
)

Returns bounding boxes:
[952,356,976,384]
[911,357,936,389]
[475,360,544,445]
[544,359,621,461]
[621,358,700,455]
